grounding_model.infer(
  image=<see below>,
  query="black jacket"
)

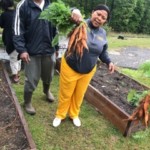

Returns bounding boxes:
[13,0,58,56]
[0,9,15,54]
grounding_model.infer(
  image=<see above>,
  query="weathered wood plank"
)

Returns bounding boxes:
[1,61,36,150]
[85,85,129,135]
[85,84,147,137]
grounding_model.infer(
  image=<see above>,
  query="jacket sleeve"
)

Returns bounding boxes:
[99,44,111,65]
[13,5,27,54]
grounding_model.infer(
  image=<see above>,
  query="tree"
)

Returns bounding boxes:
[128,0,145,33]
[13,0,150,34]
[138,0,150,34]
[110,0,137,32]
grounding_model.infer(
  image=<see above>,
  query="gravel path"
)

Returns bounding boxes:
[1,46,150,69]
[0,48,9,61]
[109,46,150,69]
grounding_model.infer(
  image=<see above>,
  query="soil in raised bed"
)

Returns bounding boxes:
[90,63,149,115]
[0,62,30,150]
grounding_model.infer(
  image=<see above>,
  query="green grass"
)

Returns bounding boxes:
[13,70,150,150]
[119,68,150,88]
[108,35,150,50]
[12,34,150,150]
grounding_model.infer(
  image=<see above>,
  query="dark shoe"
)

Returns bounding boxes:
[45,91,55,102]
[43,83,55,102]
[24,103,36,115]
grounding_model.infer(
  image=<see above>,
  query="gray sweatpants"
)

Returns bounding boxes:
[24,53,56,93]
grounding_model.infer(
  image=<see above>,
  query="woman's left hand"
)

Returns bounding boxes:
[108,62,115,74]
[71,9,83,24]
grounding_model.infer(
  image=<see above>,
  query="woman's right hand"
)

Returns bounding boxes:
[71,9,83,24]
[20,52,30,63]
[108,62,115,74]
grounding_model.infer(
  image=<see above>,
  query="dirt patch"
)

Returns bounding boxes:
[90,63,149,115]
[0,62,31,150]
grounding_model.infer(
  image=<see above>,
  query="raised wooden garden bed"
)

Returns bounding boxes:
[85,63,149,137]
[56,59,149,136]
[0,61,36,150]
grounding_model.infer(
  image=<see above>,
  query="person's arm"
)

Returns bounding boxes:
[99,44,115,73]
[99,44,111,64]
[13,5,30,63]
[13,7,27,53]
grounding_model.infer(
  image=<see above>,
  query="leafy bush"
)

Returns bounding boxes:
[138,61,150,78]
[127,89,149,106]
[40,0,75,46]
[103,24,112,35]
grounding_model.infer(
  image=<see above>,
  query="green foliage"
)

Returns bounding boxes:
[123,60,150,107]
[44,0,150,34]
[127,89,149,106]
[110,0,137,32]
[138,0,150,34]
[120,67,150,89]
[103,24,112,35]
[138,61,150,78]
[128,0,145,33]
[40,0,73,34]
[40,0,75,46]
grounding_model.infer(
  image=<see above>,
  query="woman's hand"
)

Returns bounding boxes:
[71,9,83,24]
[108,62,115,74]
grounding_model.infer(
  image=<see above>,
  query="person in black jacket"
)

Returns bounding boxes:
[13,0,82,115]
[0,0,21,83]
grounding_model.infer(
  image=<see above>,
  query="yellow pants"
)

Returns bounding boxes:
[56,56,96,119]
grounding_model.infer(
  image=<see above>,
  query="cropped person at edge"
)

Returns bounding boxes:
[0,0,21,83]
[53,4,115,127]
[13,0,82,115]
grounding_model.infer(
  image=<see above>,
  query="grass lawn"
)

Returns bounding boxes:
[13,72,150,150]
[108,33,150,50]
[13,35,150,150]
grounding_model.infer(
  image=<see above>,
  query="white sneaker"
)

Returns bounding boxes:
[73,117,81,127]
[53,117,61,127]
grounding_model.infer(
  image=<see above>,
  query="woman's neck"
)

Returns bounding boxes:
[88,20,99,30]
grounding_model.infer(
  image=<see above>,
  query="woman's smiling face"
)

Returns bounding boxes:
[90,10,108,27]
